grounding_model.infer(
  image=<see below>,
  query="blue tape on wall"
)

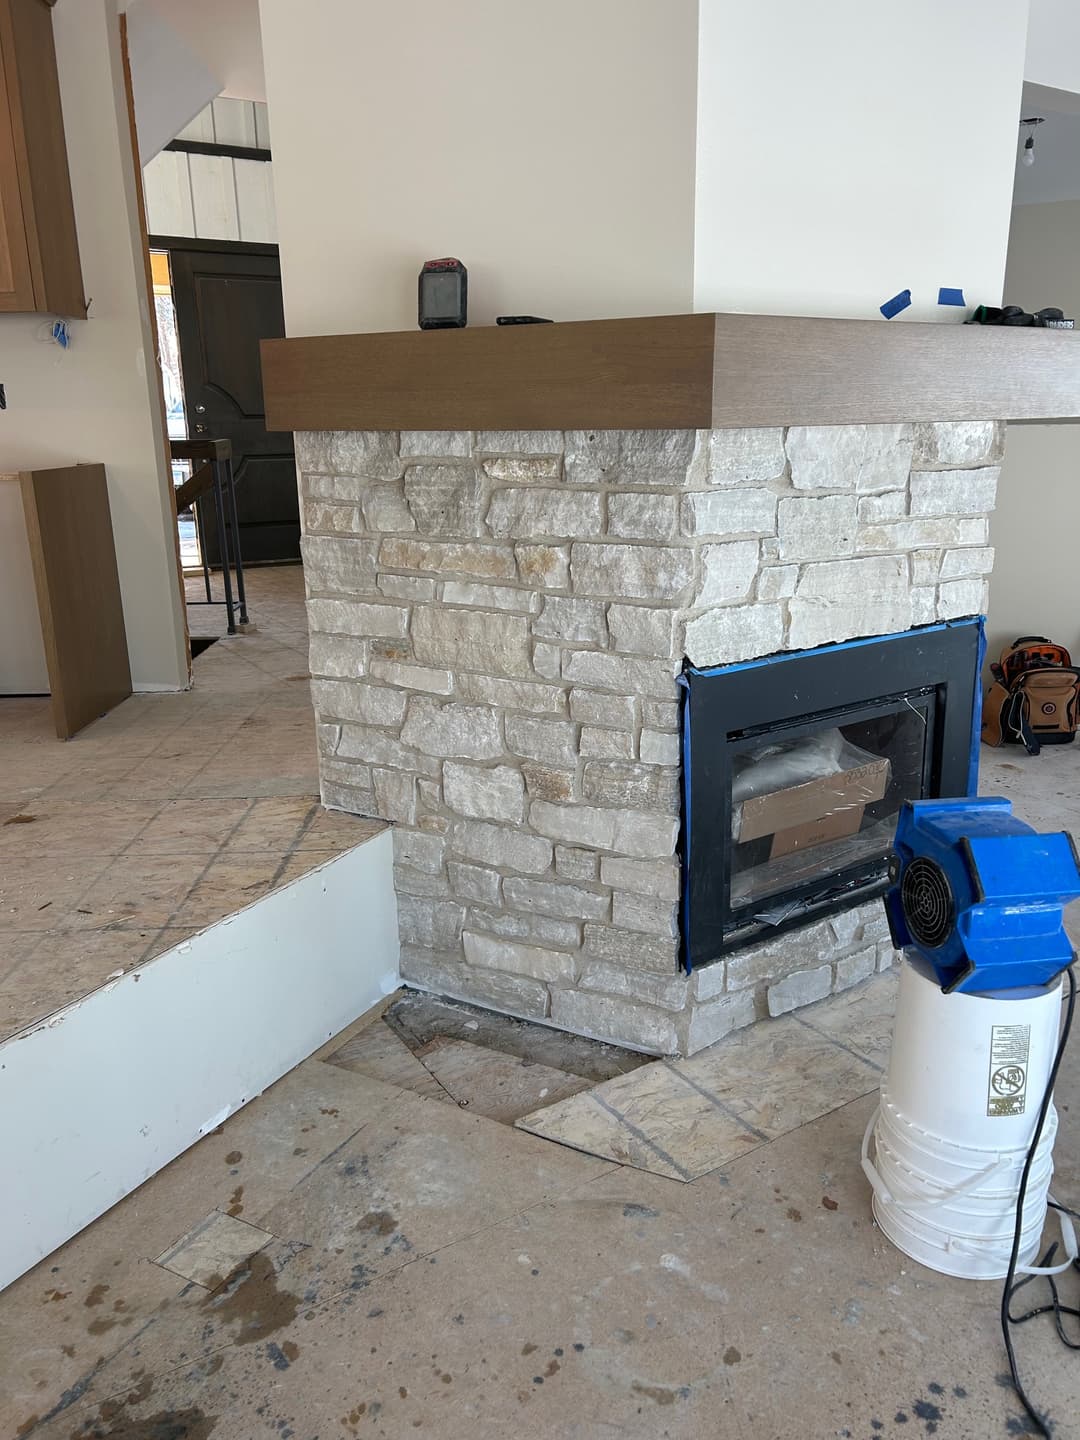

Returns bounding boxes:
[969,615,987,796]
[880,288,912,319]
[677,671,693,975]
[938,287,966,307]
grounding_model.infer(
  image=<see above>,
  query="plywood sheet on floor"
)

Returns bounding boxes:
[516,971,895,1180]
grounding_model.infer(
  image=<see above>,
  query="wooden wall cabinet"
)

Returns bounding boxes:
[0,0,84,315]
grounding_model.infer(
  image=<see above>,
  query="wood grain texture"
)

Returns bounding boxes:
[262,312,1080,432]
[0,0,84,315]
[20,464,132,740]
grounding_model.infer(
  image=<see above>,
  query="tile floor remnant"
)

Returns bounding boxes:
[154,1211,274,1289]
[517,971,895,1180]
[0,566,385,1041]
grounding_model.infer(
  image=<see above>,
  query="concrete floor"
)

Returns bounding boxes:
[0,567,382,1040]
[2,603,1079,1437]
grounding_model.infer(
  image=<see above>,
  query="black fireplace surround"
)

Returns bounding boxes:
[679,620,983,971]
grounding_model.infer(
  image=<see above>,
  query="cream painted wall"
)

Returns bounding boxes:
[258,0,698,335]
[694,0,1030,320]
[0,0,187,692]
[987,200,1080,660]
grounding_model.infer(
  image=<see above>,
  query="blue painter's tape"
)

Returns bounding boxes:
[938,287,966,307]
[677,671,693,974]
[969,615,987,796]
[880,288,912,319]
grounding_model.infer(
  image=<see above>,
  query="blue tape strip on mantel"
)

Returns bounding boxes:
[938,287,966,307]
[880,288,912,319]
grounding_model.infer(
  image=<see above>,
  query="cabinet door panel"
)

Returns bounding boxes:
[0,24,32,311]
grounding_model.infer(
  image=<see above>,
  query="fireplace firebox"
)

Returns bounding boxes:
[680,620,983,969]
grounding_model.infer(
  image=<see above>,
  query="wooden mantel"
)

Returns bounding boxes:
[261,311,1080,433]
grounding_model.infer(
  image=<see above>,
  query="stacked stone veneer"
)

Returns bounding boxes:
[295,420,1003,1056]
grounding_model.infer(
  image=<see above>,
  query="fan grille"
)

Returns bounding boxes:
[901,856,955,950]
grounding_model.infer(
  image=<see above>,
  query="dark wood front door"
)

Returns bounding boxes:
[168,242,299,565]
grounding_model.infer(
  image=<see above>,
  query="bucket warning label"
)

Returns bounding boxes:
[987,1023,1031,1117]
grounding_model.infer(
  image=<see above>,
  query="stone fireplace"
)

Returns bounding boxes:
[293,417,1000,1055]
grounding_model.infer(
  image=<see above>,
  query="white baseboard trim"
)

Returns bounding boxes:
[0,829,399,1291]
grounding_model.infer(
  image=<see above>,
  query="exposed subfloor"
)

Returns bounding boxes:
[0,565,383,1041]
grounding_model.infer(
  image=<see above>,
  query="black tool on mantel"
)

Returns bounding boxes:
[496,315,553,325]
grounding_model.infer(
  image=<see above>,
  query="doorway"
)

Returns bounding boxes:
[150,236,300,567]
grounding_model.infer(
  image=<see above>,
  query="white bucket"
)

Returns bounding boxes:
[863,957,1067,1280]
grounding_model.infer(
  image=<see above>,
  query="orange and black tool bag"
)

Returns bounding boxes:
[982,636,1080,755]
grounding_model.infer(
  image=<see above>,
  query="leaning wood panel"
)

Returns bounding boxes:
[262,311,1080,432]
[20,464,132,739]
[262,313,718,433]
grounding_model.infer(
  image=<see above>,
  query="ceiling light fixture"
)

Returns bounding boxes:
[1020,115,1045,168]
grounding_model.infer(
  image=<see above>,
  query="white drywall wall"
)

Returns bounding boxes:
[694,0,1030,320]
[125,4,220,165]
[987,200,1080,660]
[258,0,698,335]
[0,830,399,1292]
[0,0,188,692]
[1025,0,1080,96]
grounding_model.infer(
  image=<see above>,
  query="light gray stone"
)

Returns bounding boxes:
[400,697,503,758]
[522,763,575,803]
[506,714,578,766]
[303,500,363,535]
[607,603,677,657]
[685,990,756,1054]
[400,946,550,1020]
[583,922,680,975]
[639,729,680,766]
[565,429,697,486]
[295,431,332,472]
[393,864,452,899]
[531,800,616,850]
[362,482,416,533]
[379,537,517,580]
[708,428,786,487]
[330,431,403,478]
[684,604,784,667]
[913,421,1003,470]
[580,726,635,760]
[549,989,679,1054]
[939,546,994,579]
[877,939,899,971]
[613,810,680,858]
[310,679,407,728]
[834,946,877,992]
[404,464,487,536]
[307,599,408,639]
[441,580,538,613]
[569,689,636,728]
[562,650,678,700]
[570,543,693,601]
[484,456,561,481]
[777,495,857,561]
[600,855,679,899]
[443,761,525,822]
[910,550,941,586]
[503,876,610,921]
[909,466,999,518]
[788,556,910,650]
[856,517,989,552]
[393,829,446,874]
[856,490,906,524]
[399,431,472,458]
[475,430,563,454]
[412,606,532,676]
[612,891,679,937]
[470,906,581,950]
[533,597,608,645]
[378,574,437,602]
[369,659,453,694]
[488,487,603,540]
[642,699,679,731]
[373,768,416,824]
[516,544,569,589]
[767,964,832,1016]
[692,962,727,1002]
[725,919,834,990]
[456,673,568,715]
[681,489,777,538]
[830,904,872,947]
[448,861,502,906]
[693,540,760,607]
[608,492,679,540]
[451,819,552,874]
[463,930,575,983]
[532,641,562,679]
[757,565,798,602]
[308,632,366,680]
[301,535,379,593]
[937,577,987,619]
[911,587,937,626]
[333,725,441,776]
[302,473,368,504]
[786,424,912,492]
[582,761,680,812]
[555,846,599,882]
[320,777,375,816]
[580,961,689,1011]
[397,895,465,948]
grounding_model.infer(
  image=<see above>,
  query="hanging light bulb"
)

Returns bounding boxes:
[1019,116,1045,169]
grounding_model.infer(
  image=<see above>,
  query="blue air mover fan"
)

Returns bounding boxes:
[884,797,1080,994]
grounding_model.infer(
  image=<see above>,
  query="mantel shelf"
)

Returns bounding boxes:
[261,311,1080,433]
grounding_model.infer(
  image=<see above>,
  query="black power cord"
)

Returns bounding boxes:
[1001,964,1078,1435]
